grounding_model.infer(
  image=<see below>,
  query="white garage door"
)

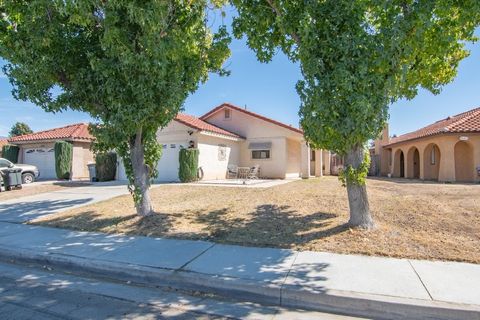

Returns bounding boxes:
[116,142,187,182]
[23,147,56,179]
[156,142,187,182]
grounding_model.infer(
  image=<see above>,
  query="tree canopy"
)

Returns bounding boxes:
[9,121,33,137]
[232,0,480,227]
[0,0,231,215]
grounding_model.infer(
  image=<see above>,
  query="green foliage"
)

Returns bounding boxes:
[9,122,32,137]
[179,148,199,183]
[0,1,231,206]
[95,152,117,182]
[54,141,72,180]
[232,0,480,182]
[1,144,19,163]
[339,148,370,187]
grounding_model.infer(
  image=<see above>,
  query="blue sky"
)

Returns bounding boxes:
[0,22,479,138]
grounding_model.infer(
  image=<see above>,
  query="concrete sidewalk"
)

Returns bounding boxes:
[0,221,478,319]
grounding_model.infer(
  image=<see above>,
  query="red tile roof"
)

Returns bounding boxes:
[0,139,8,149]
[175,113,244,139]
[385,107,480,147]
[200,103,304,135]
[8,123,93,143]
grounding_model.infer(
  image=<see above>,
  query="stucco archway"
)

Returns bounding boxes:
[393,149,405,178]
[406,147,420,179]
[454,141,474,182]
[423,143,441,181]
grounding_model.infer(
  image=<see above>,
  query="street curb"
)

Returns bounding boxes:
[0,245,478,320]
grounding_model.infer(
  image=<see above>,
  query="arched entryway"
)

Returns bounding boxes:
[423,143,441,181]
[407,147,420,179]
[454,141,474,182]
[393,149,405,178]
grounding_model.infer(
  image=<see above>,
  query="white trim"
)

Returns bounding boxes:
[199,131,244,141]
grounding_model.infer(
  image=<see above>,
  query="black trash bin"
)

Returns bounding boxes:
[2,168,22,191]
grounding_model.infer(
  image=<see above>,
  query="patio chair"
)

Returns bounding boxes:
[246,165,260,180]
[226,164,238,179]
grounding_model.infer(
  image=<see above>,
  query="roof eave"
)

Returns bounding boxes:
[382,130,480,148]
[200,103,304,135]
[199,130,245,141]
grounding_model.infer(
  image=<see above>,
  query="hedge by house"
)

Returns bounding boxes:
[95,152,117,181]
[54,141,73,180]
[1,145,19,163]
[179,148,199,183]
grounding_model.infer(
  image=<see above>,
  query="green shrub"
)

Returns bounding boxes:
[179,148,199,183]
[2,145,19,163]
[54,141,73,180]
[95,152,117,181]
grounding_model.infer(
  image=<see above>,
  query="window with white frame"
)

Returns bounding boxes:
[430,146,436,165]
[252,150,270,159]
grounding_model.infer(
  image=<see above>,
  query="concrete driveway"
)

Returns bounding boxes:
[0,182,130,223]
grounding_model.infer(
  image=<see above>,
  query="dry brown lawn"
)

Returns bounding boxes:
[0,182,90,202]
[32,177,480,263]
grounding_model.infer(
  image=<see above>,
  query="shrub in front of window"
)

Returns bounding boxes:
[2,145,19,163]
[179,148,199,183]
[54,141,73,180]
[95,152,117,182]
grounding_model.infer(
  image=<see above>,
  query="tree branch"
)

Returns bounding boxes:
[265,0,301,45]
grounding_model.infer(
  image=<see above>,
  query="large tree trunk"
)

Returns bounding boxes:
[130,128,154,216]
[344,144,374,229]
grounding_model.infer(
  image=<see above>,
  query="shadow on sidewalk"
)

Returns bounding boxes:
[0,198,94,223]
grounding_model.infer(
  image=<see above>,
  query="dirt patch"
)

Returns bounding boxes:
[32,177,480,263]
[0,182,90,202]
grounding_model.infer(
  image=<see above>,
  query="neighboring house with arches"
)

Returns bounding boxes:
[374,107,480,183]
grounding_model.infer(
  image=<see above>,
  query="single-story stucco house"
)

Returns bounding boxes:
[118,103,331,181]
[6,103,331,182]
[373,106,480,183]
[7,123,94,180]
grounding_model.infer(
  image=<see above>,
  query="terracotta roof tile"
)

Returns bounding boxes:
[385,107,480,147]
[175,113,244,139]
[8,123,93,143]
[200,103,304,135]
[0,139,8,149]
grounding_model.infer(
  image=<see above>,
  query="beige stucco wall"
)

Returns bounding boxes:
[286,138,301,178]
[385,133,480,183]
[238,136,288,178]
[197,134,240,180]
[72,142,94,179]
[204,107,304,179]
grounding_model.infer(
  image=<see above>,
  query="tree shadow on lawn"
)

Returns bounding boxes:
[37,204,350,249]
[192,204,350,248]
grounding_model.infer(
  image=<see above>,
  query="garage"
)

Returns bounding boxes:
[157,142,187,182]
[23,147,56,179]
[117,141,188,182]
[7,123,95,180]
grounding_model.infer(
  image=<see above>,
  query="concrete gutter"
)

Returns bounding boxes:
[0,245,478,320]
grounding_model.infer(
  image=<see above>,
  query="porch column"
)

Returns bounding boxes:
[419,146,425,180]
[301,142,311,178]
[316,149,323,177]
[438,142,456,182]
[323,150,331,175]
